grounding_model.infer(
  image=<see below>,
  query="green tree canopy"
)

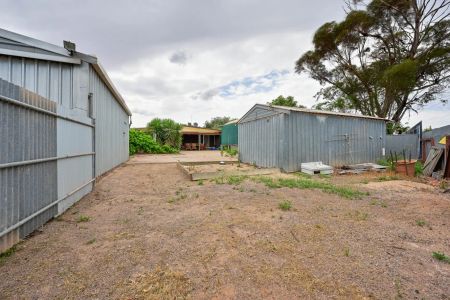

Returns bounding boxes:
[268,95,306,108]
[204,116,233,129]
[295,0,450,123]
[146,118,182,149]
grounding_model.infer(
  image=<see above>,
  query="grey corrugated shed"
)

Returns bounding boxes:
[0,28,131,251]
[238,104,387,171]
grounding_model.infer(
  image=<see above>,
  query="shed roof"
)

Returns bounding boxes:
[0,28,131,116]
[181,126,221,135]
[238,104,389,123]
[223,119,239,125]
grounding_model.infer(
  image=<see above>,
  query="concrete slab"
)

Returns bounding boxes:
[127,150,238,164]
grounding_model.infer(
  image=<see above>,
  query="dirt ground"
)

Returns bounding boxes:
[1,160,449,299]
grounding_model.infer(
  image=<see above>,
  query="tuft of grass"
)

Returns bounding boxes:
[414,161,424,176]
[344,247,350,257]
[226,175,248,185]
[0,245,18,263]
[86,238,96,245]
[416,219,427,227]
[197,180,204,186]
[377,158,395,171]
[377,175,399,181]
[253,176,367,199]
[347,210,369,221]
[439,180,448,190]
[213,176,225,185]
[77,215,90,223]
[278,200,292,211]
[432,252,450,263]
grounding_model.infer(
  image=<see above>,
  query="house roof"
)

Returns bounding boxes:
[181,126,221,135]
[223,119,239,125]
[0,28,131,116]
[238,103,389,124]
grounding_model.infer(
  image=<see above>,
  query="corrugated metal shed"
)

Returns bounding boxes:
[221,119,238,146]
[0,28,131,251]
[238,104,387,171]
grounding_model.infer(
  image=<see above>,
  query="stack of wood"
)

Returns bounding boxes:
[423,136,450,179]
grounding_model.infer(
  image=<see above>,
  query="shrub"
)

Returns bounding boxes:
[432,252,450,263]
[129,129,178,155]
[147,118,182,149]
[278,200,292,211]
[414,161,424,176]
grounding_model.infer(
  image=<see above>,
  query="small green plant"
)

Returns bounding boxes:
[432,252,450,263]
[416,219,427,227]
[198,180,204,186]
[377,158,395,171]
[439,180,448,190]
[278,200,292,211]
[86,238,96,245]
[414,161,424,176]
[224,147,238,157]
[344,247,350,257]
[213,176,225,184]
[347,210,368,221]
[77,215,90,223]
[0,245,18,264]
[226,175,247,185]
[370,199,378,205]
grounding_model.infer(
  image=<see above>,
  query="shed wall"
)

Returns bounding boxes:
[221,123,238,146]
[238,113,286,168]
[89,66,129,176]
[285,112,386,171]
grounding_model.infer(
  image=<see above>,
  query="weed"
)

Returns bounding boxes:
[344,247,350,257]
[362,179,370,184]
[137,207,144,215]
[414,161,424,176]
[370,199,378,205]
[238,187,245,192]
[77,215,90,223]
[416,219,427,227]
[315,224,323,229]
[377,158,395,171]
[278,200,292,211]
[377,175,399,181]
[226,175,247,185]
[347,210,368,221]
[213,176,225,184]
[198,180,204,186]
[318,174,331,179]
[0,245,17,263]
[432,252,450,263]
[439,180,448,190]
[380,201,388,208]
[86,238,96,245]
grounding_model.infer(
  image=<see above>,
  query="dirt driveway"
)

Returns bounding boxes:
[0,160,449,299]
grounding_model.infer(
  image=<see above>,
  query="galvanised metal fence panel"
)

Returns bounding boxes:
[0,78,58,251]
[386,134,420,159]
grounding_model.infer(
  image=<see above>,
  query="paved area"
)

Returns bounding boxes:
[128,150,238,164]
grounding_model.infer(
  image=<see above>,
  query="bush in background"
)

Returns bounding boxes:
[147,118,182,149]
[129,129,178,155]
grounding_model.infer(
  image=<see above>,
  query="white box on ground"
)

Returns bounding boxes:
[301,162,333,175]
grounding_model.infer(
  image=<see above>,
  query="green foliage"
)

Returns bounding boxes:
[414,161,424,176]
[377,175,399,181]
[77,215,90,223]
[253,176,366,199]
[386,122,409,134]
[432,252,450,264]
[224,148,238,157]
[416,219,427,227]
[268,95,306,108]
[0,245,17,264]
[226,175,248,185]
[295,0,450,123]
[204,116,233,130]
[278,200,292,211]
[129,129,178,155]
[377,158,396,171]
[147,118,182,149]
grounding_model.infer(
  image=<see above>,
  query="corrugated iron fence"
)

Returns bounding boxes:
[0,79,94,251]
[386,134,420,159]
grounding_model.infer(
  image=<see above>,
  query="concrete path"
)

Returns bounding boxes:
[127,150,238,164]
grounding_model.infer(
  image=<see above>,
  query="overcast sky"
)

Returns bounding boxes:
[1,0,448,128]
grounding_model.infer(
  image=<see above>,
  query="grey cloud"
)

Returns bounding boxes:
[169,51,188,65]
[132,108,155,117]
[0,0,345,69]
[193,88,220,101]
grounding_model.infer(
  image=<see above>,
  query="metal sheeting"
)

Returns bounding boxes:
[386,134,420,159]
[238,113,286,168]
[0,51,129,251]
[90,66,129,176]
[238,107,386,172]
[221,123,238,146]
[0,79,57,250]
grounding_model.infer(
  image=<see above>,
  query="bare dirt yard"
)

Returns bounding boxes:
[1,157,449,299]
